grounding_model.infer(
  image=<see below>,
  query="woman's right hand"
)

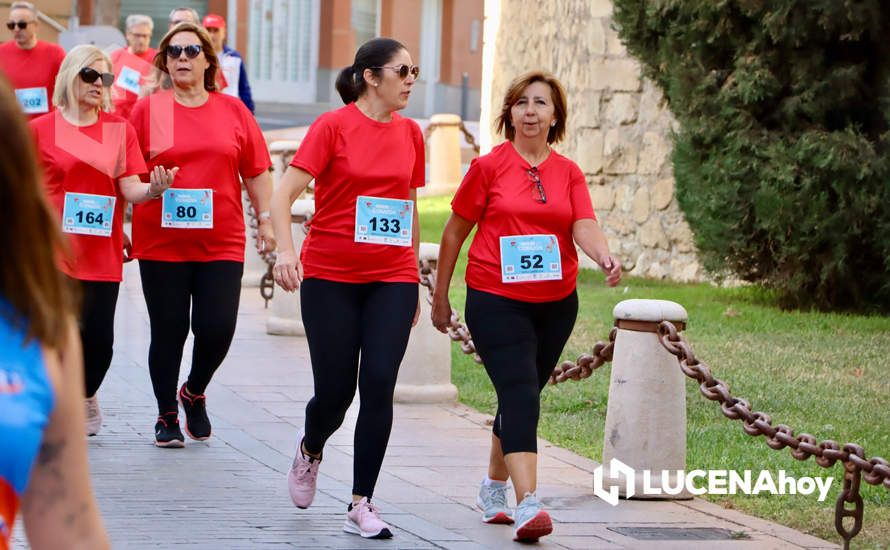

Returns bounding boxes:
[273,249,303,292]
[431,294,453,334]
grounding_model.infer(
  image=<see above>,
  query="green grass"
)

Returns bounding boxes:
[418,195,890,549]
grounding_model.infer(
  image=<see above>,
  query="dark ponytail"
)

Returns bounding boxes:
[334,37,407,104]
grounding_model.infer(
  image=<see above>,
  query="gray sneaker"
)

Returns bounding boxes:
[476,480,514,524]
[513,492,552,542]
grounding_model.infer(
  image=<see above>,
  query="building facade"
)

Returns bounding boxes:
[14,0,483,118]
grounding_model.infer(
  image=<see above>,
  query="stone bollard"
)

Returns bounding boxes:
[599,299,692,499]
[269,140,301,186]
[394,242,458,403]
[425,114,463,196]
[265,199,314,336]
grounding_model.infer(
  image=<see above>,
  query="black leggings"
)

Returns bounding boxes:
[139,260,243,414]
[300,278,417,498]
[78,280,120,398]
[465,286,578,455]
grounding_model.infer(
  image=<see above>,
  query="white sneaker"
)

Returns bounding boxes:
[85,395,102,436]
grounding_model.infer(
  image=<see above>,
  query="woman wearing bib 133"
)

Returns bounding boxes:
[432,71,621,543]
[271,37,423,540]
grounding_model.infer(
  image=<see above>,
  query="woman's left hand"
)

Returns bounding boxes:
[600,255,622,287]
[148,165,179,198]
[257,220,277,253]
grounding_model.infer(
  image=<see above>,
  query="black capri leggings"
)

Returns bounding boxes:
[300,278,417,498]
[78,279,120,398]
[465,286,578,455]
[139,260,243,414]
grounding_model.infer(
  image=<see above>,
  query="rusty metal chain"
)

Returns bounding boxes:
[418,259,481,362]
[549,327,617,384]
[422,120,481,154]
[656,320,890,550]
[244,192,277,307]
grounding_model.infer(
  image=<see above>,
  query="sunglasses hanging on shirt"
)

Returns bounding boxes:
[166,44,203,59]
[79,67,115,87]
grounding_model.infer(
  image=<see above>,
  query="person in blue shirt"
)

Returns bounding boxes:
[0,73,108,550]
[202,13,255,113]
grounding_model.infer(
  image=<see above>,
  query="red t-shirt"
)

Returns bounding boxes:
[109,47,157,120]
[451,141,596,303]
[289,102,425,283]
[128,91,271,262]
[30,110,147,281]
[0,40,65,119]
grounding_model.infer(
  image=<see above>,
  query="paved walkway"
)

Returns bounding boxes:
[15,263,837,549]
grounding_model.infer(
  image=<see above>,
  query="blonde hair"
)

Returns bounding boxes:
[52,45,114,112]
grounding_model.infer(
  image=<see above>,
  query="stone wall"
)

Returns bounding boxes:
[486,0,700,281]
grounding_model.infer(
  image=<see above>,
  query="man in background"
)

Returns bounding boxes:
[168,7,199,29]
[203,13,254,113]
[109,14,157,119]
[0,1,65,118]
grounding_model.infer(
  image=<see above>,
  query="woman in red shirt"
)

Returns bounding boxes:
[432,71,622,543]
[271,37,423,539]
[30,44,174,438]
[129,23,274,448]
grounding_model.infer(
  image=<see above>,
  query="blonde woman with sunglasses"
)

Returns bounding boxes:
[271,37,423,539]
[29,44,176,438]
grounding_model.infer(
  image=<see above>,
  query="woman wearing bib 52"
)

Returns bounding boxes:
[432,71,621,543]
[30,45,174,437]
[271,38,423,540]
[128,23,274,448]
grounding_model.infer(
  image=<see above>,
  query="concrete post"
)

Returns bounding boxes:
[425,114,463,196]
[395,242,458,403]
[600,299,692,499]
[265,199,314,336]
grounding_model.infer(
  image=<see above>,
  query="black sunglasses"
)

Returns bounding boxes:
[370,64,420,80]
[166,44,203,59]
[6,21,30,30]
[527,167,546,204]
[79,67,114,87]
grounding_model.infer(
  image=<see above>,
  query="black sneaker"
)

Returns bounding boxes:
[154,412,185,448]
[178,383,211,441]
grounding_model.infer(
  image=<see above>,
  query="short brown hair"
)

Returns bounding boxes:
[495,71,567,144]
[0,74,74,348]
[154,23,219,92]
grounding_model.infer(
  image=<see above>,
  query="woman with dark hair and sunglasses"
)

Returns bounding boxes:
[128,23,274,448]
[270,37,423,539]
[431,71,622,543]
[0,72,109,550]
[30,44,175,437]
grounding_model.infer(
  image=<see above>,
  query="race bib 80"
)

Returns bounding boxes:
[161,189,213,229]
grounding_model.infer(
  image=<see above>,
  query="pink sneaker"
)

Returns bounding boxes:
[343,497,393,539]
[287,429,320,509]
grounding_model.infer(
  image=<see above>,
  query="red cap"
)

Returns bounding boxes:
[202,14,226,29]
